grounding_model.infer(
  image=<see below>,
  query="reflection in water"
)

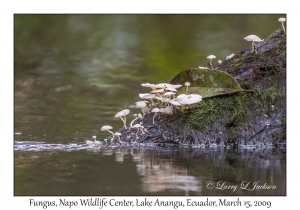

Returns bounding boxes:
[131,149,201,195]
[14,142,285,196]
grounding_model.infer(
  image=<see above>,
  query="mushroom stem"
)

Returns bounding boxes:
[186,86,189,94]
[123,116,127,129]
[107,130,115,142]
[281,22,286,35]
[135,128,140,141]
[152,113,157,124]
[209,60,214,69]
[130,117,138,130]
[117,136,122,144]
[118,116,127,129]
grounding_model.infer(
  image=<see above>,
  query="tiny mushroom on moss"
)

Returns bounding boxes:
[278,18,286,35]
[244,35,263,54]
[184,82,191,94]
[207,55,216,69]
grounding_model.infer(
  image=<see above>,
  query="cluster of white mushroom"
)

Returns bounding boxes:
[92,82,203,145]
[138,82,202,124]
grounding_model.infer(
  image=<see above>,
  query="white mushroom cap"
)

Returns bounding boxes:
[244,35,263,42]
[101,125,113,131]
[115,109,130,118]
[185,82,191,87]
[176,94,202,105]
[132,124,141,128]
[92,136,96,139]
[115,132,121,136]
[151,108,160,113]
[164,106,173,114]
[139,93,155,99]
[226,53,235,60]
[168,84,182,89]
[278,17,286,22]
[141,83,155,88]
[218,60,222,65]
[135,101,147,108]
[207,55,216,59]
[169,98,182,106]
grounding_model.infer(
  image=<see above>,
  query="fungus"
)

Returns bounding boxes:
[198,66,209,69]
[139,93,155,109]
[207,55,216,69]
[103,138,108,145]
[115,132,122,144]
[114,109,130,129]
[185,82,191,94]
[176,94,202,105]
[226,53,235,60]
[244,35,263,54]
[164,105,173,115]
[151,108,160,124]
[86,139,93,146]
[132,124,141,141]
[101,125,115,142]
[135,101,147,118]
[93,135,101,146]
[218,60,222,65]
[278,18,286,35]
[130,113,143,129]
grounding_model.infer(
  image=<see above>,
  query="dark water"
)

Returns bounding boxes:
[14,14,286,196]
[14,142,286,196]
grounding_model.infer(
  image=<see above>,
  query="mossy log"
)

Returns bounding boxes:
[112,29,286,148]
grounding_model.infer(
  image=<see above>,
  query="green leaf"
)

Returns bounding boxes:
[170,68,250,98]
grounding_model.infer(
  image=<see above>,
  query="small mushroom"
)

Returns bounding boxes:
[93,135,101,146]
[114,109,130,129]
[244,35,263,54]
[136,101,148,118]
[151,108,160,125]
[132,124,141,141]
[207,55,216,69]
[185,82,190,94]
[176,94,203,105]
[218,60,222,65]
[129,113,143,130]
[103,138,108,145]
[86,139,93,146]
[115,132,122,144]
[101,125,115,142]
[278,18,286,35]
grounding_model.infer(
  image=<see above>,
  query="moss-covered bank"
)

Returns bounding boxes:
[112,29,286,148]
